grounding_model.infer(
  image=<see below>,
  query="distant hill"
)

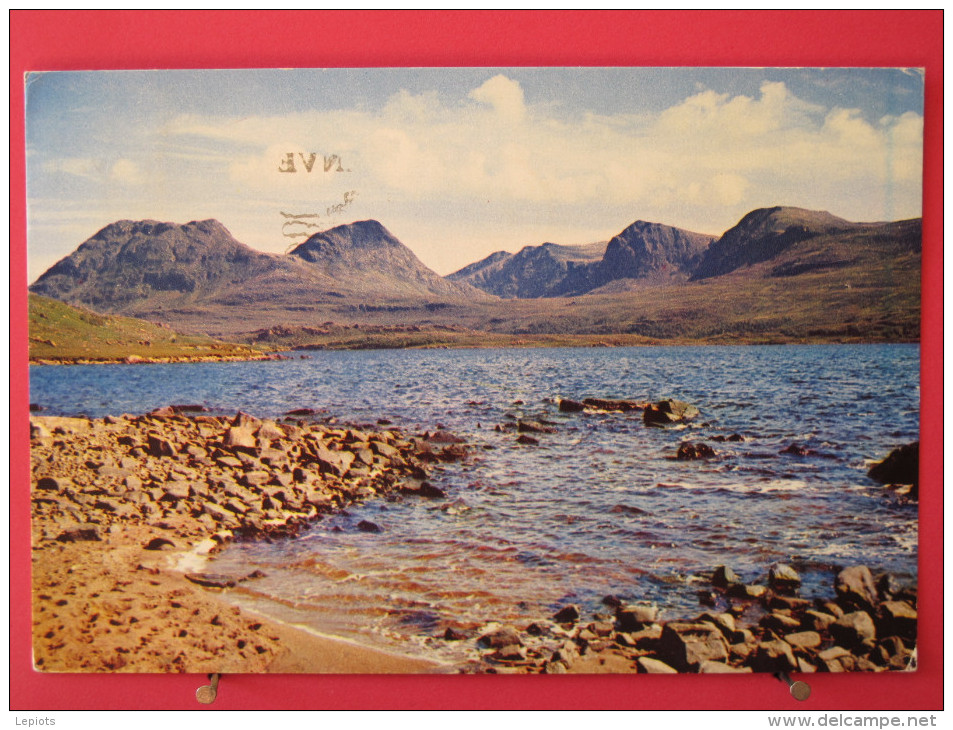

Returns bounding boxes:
[448,241,607,298]
[449,221,714,298]
[692,206,882,280]
[29,219,479,320]
[289,220,474,298]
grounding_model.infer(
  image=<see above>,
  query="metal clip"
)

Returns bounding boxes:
[195,673,221,705]
[776,671,811,701]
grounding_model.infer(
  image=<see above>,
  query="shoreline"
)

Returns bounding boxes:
[28,337,921,367]
[30,409,464,673]
[30,409,917,674]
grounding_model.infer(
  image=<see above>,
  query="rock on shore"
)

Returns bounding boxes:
[29,409,465,672]
[466,563,916,674]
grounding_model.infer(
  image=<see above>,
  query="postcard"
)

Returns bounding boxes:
[25,67,922,675]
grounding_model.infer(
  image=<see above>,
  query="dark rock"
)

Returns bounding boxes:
[55,525,101,542]
[150,406,177,418]
[835,566,879,610]
[781,443,813,456]
[676,442,715,460]
[146,434,176,457]
[750,640,798,672]
[711,565,741,588]
[553,604,580,623]
[768,564,801,594]
[36,476,73,491]
[616,603,659,631]
[285,408,316,416]
[29,403,43,412]
[244,570,267,580]
[144,537,176,551]
[427,430,466,444]
[581,398,646,412]
[357,520,382,533]
[830,611,876,647]
[868,442,918,485]
[657,622,728,671]
[711,433,744,442]
[726,583,767,600]
[516,435,539,445]
[876,573,901,601]
[601,594,623,609]
[609,504,649,516]
[443,627,469,641]
[517,420,557,434]
[877,601,917,641]
[171,404,209,413]
[184,573,237,589]
[558,399,586,413]
[401,481,447,499]
[643,399,699,426]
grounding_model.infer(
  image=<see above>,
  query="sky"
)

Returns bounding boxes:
[25,67,924,283]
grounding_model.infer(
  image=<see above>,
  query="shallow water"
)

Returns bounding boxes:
[30,344,919,665]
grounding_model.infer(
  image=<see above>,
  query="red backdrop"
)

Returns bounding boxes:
[9,10,943,710]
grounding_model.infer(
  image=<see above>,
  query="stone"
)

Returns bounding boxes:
[658,622,729,671]
[800,610,838,633]
[517,420,557,434]
[184,573,237,589]
[558,399,586,413]
[231,411,262,430]
[726,583,767,600]
[835,566,879,610]
[616,603,659,631]
[144,537,176,551]
[314,445,355,477]
[830,611,876,647]
[478,626,522,649]
[768,564,801,594]
[750,639,798,673]
[55,525,101,542]
[36,476,72,491]
[643,399,699,426]
[783,631,822,651]
[760,612,802,632]
[516,435,539,445]
[443,627,469,641]
[582,398,646,412]
[877,601,917,641]
[147,435,176,457]
[553,604,580,623]
[161,482,191,501]
[493,644,527,662]
[712,565,741,588]
[676,442,716,460]
[223,427,257,452]
[357,520,381,533]
[637,657,678,674]
[867,442,918,485]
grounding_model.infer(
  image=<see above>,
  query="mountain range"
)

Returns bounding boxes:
[28,206,922,343]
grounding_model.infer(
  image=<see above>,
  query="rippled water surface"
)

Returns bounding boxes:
[31,345,919,665]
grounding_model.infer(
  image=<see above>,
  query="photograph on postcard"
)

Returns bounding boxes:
[26,67,921,674]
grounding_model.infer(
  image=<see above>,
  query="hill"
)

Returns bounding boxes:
[449,220,714,298]
[27,293,263,362]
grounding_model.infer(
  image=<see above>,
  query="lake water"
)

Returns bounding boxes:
[30,345,919,666]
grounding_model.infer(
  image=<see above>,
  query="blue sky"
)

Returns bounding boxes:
[26,67,924,282]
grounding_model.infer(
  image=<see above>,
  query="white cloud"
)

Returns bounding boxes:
[110,158,143,184]
[468,74,526,123]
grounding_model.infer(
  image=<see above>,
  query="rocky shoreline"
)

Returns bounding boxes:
[29,408,464,672]
[30,353,292,366]
[29,407,917,674]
